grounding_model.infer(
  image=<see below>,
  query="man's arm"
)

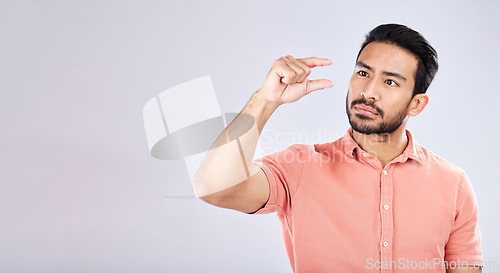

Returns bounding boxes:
[193,90,276,213]
[444,172,483,272]
[193,56,334,213]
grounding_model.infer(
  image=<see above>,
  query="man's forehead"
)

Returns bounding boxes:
[357,42,419,80]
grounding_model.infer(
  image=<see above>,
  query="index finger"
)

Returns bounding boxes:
[297,57,333,68]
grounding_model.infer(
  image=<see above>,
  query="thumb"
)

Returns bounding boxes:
[305,79,334,94]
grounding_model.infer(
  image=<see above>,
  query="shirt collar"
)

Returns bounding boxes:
[342,127,426,165]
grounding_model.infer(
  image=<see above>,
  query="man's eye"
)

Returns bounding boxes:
[357,71,368,77]
[385,79,399,86]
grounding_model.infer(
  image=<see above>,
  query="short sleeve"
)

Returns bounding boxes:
[249,144,306,217]
[444,171,483,266]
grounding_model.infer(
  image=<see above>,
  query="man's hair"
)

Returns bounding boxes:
[356,23,439,97]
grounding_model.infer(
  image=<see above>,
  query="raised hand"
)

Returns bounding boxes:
[261,55,334,105]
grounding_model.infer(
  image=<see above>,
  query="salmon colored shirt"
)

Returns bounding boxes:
[252,128,482,272]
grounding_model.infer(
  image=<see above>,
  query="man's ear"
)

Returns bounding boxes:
[408,93,429,116]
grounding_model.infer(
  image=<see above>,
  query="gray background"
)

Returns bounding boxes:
[1,0,499,272]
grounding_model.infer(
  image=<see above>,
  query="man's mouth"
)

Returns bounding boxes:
[353,104,379,116]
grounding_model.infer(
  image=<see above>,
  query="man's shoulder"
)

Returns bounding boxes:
[312,137,345,153]
[264,137,344,162]
[418,145,466,177]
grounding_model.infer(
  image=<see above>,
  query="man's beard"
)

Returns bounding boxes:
[345,93,411,135]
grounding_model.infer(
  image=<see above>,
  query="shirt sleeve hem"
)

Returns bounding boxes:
[444,254,484,265]
[246,161,285,216]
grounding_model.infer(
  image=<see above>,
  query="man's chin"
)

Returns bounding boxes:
[352,127,379,135]
[349,119,384,135]
[350,123,376,135]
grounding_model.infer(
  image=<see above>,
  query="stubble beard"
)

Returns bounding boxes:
[345,92,411,135]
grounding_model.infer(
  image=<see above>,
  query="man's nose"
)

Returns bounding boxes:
[361,78,380,101]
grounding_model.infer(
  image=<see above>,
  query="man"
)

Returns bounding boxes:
[194,24,483,272]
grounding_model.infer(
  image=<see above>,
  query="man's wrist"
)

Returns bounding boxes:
[249,89,281,114]
[240,89,280,133]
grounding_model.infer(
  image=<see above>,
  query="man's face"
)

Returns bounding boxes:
[346,42,419,135]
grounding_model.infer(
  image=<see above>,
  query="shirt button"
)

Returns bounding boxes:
[384,204,390,210]
[383,241,389,247]
[363,152,368,157]
[383,170,388,175]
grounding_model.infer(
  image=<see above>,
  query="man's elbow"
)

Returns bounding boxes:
[193,177,242,207]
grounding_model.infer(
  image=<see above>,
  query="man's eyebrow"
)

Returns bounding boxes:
[356,61,372,71]
[384,71,407,81]
[356,61,407,82]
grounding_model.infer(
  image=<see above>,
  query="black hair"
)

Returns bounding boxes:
[357,24,439,97]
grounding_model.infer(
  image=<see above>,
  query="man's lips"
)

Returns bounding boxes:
[353,104,379,115]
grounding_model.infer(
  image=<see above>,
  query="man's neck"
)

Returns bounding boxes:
[352,126,409,168]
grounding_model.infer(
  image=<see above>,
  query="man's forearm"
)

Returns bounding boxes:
[193,90,279,199]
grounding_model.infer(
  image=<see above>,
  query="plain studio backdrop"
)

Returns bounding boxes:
[1,0,499,272]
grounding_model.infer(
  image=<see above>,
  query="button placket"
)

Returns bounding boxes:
[380,166,394,271]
